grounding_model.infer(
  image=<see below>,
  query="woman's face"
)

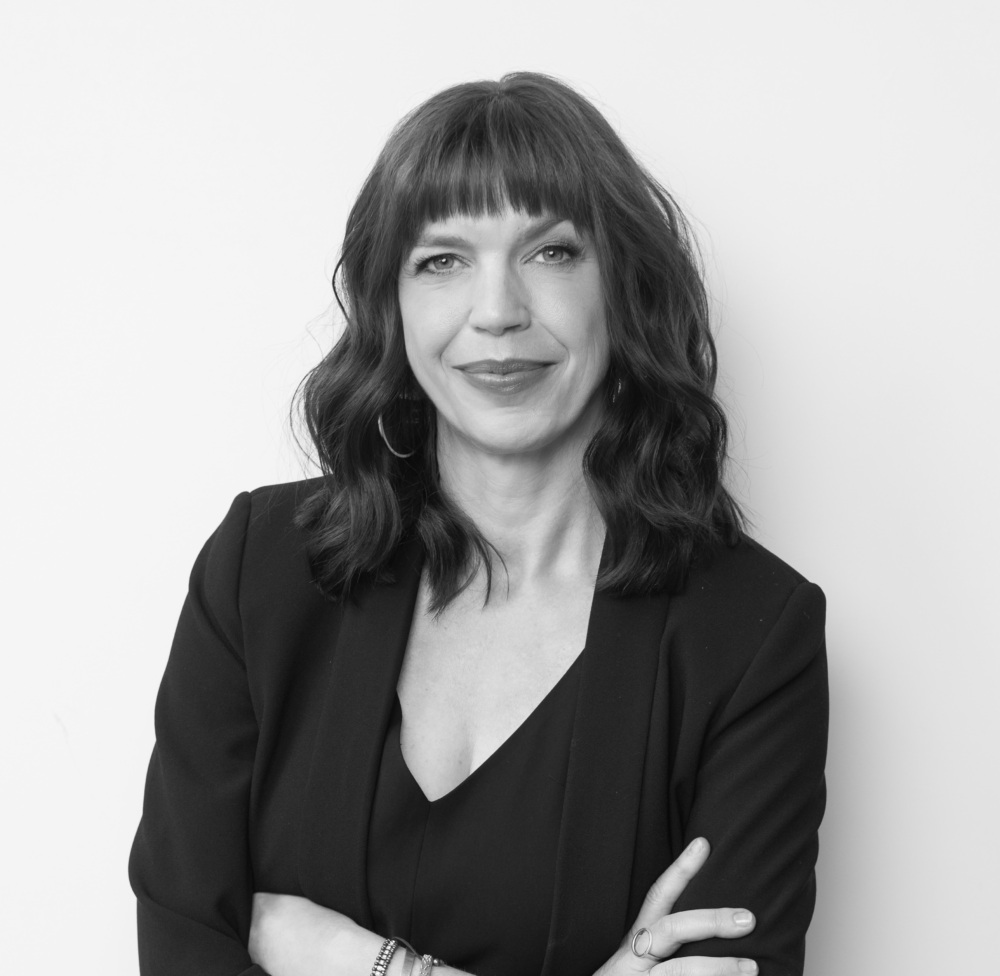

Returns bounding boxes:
[398,209,609,460]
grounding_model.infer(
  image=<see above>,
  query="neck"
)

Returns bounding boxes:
[435,418,606,596]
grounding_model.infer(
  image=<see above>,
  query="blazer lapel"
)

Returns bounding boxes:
[297,540,423,926]
[542,585,670,974]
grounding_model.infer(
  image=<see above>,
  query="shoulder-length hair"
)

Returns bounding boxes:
[295,72,744,610]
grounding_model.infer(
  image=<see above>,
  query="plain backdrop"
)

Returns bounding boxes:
[2,2,997,973]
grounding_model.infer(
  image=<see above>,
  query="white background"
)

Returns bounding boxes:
[2,2,998,973]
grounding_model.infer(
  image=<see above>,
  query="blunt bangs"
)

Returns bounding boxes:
[387,87,598,249]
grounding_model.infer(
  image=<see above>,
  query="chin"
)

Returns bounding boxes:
[437,395,604,459]
[458,421,585,459]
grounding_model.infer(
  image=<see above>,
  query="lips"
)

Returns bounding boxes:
[454,358,553,374]
[452,358,554,395]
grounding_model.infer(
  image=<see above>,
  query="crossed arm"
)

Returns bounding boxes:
[248,840,761,976]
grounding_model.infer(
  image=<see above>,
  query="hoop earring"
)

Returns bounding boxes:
[611,377,623,404]
[378,413,416,459]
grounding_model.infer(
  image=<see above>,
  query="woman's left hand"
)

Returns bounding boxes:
[249,893,370,976]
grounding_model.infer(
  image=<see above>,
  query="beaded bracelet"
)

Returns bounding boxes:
[370,938,398,976]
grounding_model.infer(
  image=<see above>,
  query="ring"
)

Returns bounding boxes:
[630,927,654,958]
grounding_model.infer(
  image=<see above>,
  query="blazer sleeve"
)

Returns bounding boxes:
[129,492,268,976]
[670,581,829,976]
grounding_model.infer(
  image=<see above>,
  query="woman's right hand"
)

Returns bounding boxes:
[595,838,758,976]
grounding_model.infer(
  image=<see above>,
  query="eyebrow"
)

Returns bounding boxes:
[411,215,573,250]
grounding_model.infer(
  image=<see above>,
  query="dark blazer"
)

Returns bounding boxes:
[129,480,828,976]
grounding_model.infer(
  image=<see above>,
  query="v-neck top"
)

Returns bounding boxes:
[366,653,583,976]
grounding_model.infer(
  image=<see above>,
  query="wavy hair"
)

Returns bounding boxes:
[295,72,745,610]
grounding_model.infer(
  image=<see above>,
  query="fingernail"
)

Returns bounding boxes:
[734,910,754,926]
[686,837,706,855]
[738,962,758,974]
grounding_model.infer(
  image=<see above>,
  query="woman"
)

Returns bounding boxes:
[130,73,827,976]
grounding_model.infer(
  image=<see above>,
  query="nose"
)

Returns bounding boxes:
[468,261,529,336]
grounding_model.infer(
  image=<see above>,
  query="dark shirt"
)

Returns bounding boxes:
[367,660,581,975]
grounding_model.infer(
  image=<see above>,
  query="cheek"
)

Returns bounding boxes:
[400,288,466,370]
[588,305,609,355]
[402,321,445,368]
[543,272,607,362]
[399,289,432,367]
[400,314,453,395]
[568,300,609,370]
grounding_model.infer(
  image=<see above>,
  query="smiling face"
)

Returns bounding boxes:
[398,209,609,463]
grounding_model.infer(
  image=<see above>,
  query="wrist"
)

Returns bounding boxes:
[330,921,387,973]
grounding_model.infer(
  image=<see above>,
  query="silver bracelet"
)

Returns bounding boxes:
[417,953,443,976]
[385,936,443,976]
[391,938,418,976]
[370,938,399,976]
